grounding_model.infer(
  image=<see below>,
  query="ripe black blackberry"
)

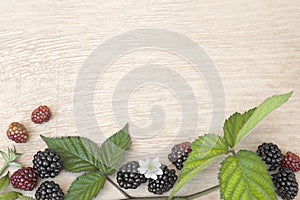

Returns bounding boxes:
[10,167,38,191]
[35,181,64,200]
[116,161,147,189]
[256,142,283,171]
[33,148,63,178]
[168,142,192,170]
[148,166,178,195]
[272,168,298,200]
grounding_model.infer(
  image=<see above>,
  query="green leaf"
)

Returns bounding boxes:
[17,194,34,200]
[0,191,19,200]
[219,150,276,200]
[224,108,256,147]
[98,124,131,175]
[41,135,102,172]
[224,91,293,148]
[0,151,9,163]
[0,172,10,192]
[8,162,22,168]
[66,172,105,200]
[169,134,229,199]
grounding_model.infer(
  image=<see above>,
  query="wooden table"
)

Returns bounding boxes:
[0,1,299,199]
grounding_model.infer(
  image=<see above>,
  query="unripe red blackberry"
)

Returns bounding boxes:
[256,142,283,171]
[282,152,300,172]
[10,167,38,191]
[6,122,29,143]
[31,105,51,124]
[168,142,192,170]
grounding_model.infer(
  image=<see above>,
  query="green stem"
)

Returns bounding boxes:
[0,162,8,176]
[120,185,219,200]
[230,149,237,156]
[183,185,219,200]
[105,176,132,198]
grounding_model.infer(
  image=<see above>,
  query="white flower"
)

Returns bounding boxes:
[138,157,163,180]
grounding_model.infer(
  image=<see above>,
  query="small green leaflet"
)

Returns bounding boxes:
[169,134,229,199]
[224,91,293,148]
[66,172,106,200]
[17,194,35,200]
[0,172,10,192]
[219,150,276,200]
[224,108,256,147]
[98,124,131,175]
[41,135,102,172]
[0,191,19,200]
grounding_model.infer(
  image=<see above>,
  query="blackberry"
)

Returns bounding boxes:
[33,148,63,178]
[116,161,147,189]
[148,166,178,195]
[6,122,29,143]
[10,167,38,191]
[282,152,300,172]
[31,105,51,124]
[256,142,283,171]
[272,168,298,200]
[168,142,192,170]
[35,181,64,200]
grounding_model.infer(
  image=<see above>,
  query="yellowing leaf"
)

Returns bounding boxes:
[219,150,276,200]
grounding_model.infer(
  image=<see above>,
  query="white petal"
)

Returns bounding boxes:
[152,157,161,168]
[155,168,163,175]
[138,167,147,174]
[145,157,150,164]
[139,160,147,168]
[146,171,158,180]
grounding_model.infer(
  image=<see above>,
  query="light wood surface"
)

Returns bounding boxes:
[0,1,300,199]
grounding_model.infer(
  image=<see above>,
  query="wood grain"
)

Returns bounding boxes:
[0,1,300,199]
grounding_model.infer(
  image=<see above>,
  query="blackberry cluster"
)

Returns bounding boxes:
[148,166,178,195]
[168,142,192,170]
[272,168,298,200]
[31,105,51,124]
[256,142,283,171]
[35,181,65,200]
[10,167,38,191]
[116,161,147,189]
[282,152,300,172]
[6,122,28,143]
[33,148,63,178]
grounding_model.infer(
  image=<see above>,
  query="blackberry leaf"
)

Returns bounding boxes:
[224,91,293,148]
[224,108,256,147]
[41,135,102,172]
[0,172,9,192]
[98,124,131,175]
[219,150,276,200]
[66,172,105,200]
[169,134,228,199]
[0,191,19,200]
